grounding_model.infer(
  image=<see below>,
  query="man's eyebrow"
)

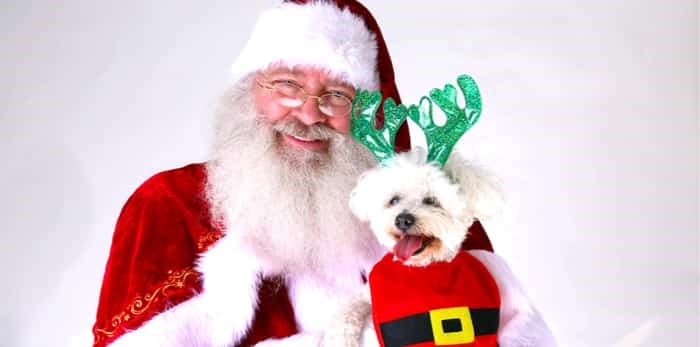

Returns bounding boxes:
[327,82,355,92]
[264,67,300,77]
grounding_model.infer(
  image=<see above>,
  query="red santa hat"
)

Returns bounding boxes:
[231,0,410,151]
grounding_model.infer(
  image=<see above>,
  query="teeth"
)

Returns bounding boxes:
[291,135,314,142]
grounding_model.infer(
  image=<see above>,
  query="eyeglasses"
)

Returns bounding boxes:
[255,79,354,117]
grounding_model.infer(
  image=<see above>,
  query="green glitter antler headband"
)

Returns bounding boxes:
[408,74,482,167]
[349,89,409,163]
[351,74,482,167]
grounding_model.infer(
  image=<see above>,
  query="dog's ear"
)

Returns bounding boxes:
[444,154,504,221]
[349,170,374,222]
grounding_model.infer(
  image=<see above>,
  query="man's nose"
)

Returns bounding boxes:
[295,97,326,125]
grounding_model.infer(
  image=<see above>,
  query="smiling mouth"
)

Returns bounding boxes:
[279,133,328,151]
[290,135,314,141]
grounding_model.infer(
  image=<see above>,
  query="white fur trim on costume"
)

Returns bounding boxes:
[288,272,367,332]
[231,1,379,90]
[109,234,262,347]
[467,250,558,347]
[197,234,263,345]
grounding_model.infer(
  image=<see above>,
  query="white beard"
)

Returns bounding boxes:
[205,79,381,280]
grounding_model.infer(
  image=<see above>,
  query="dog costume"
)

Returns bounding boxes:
[370,252,500,347]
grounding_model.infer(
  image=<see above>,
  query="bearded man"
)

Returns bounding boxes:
[91,1,494,346]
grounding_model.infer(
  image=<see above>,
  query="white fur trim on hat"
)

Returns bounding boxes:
[231,1,379,90]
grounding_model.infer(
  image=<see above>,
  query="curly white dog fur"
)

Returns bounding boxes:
[321,149,557,347]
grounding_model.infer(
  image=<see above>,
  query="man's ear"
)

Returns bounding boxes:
[444,154,504,221]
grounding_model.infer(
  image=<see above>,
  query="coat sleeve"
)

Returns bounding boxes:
[467,250,557,347]
[91,174,203,347]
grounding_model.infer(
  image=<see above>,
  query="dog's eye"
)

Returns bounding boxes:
[422,196,438,206]
[388,195,401,206]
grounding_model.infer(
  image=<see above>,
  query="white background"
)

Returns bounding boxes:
[1,1,697,346]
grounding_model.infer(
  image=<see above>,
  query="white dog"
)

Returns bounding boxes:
[321,149,557,347]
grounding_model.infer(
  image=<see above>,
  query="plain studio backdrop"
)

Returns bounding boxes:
[1,1,697,346]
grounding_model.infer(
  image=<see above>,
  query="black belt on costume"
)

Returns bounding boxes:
[378,306,499,347]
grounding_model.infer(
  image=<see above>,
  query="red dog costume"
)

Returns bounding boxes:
[370,252,500,347]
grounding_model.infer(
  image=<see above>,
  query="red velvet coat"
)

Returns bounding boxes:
[91,163,494,346]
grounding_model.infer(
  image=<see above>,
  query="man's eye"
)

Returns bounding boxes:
[323,92,351,106]
[272,80,302,95]
[327,90,350,98]
[273,80,301,88]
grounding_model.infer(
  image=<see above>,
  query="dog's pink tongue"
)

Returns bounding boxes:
[393,235,424,261]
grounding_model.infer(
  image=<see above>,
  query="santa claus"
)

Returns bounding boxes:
[91,1,495,346]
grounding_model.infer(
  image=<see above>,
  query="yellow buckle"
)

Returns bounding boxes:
[428,306,475,345]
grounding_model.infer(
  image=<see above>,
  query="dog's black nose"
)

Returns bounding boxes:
[395,212,415,231]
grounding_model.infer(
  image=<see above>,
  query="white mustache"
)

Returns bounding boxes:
[272,119,337,141]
